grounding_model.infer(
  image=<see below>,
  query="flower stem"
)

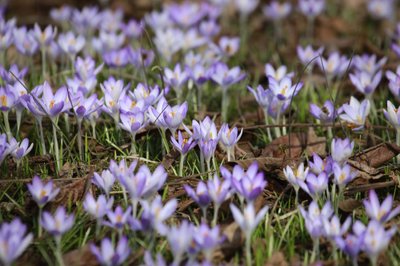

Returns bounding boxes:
[52,121,60,173]
[160,129,170,154]
[221,88,229,122]
[212,204,219,227]
[179,154,186,177]
[263,110,272,142]
[245,233,252,266]
[3,111,11,141]
[38,207,43,238]
[41,47,47,81]
[130,134,137,155]
[38,118,47,155]
[77,119,83,161]
[55,236,65,266]
[310,238,319,263]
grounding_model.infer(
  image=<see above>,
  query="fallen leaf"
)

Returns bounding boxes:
[351,143,400,168]
[338,199,362,213]
[63,245,98,266]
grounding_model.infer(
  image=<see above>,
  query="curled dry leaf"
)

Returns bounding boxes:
[351,143,400,168]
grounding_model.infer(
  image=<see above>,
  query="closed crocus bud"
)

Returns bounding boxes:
[92,170,115,197]
[218,123,243,161]
[384,101,400,129]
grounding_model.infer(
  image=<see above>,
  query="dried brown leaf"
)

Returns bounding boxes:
[63,245,98,266]
[352,143,400,168]
[338,199,362,213]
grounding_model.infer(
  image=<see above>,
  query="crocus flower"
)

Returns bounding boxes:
[386,66,400,101]
[322,215,351,240]
[268,76,303,101]
[199,138,219,165]
[199,19,221,38]
[339,96,370,131]
[193,223,223,260]
[367,0,394,20]
[184,181,211,216]
[297,45,324,70]
[148,97,169,129]
[309,153,333,175]
[362,220,397,265]
[218,36,240,57]
[363,190,400,223]
[13,27,39,56]
[103,48,130,68]
[263,1,292,21]
[298,0,325,19]
[90,236,130,266]
[0,64,28,84]
[168,2,206,28]
[72,92,99,120]
[122,19,143,39]
[92,31,125,53]
[163,102,188,134]
[27,175,60,208]
[0,86,16,112]
[138,164,168,199]
[353,54,387,76]
[331,138,354,164]
[137,196,177,235]
[9,138,33,161]
[119,111,147,138]
[164,64,189,97]
[190,116,219,141]
[234,0,259,17]
[41,206,75,236]
[383,101,400,129]
[318,52,350,79]
[230,203,268,238]
[130,83,161,107]
[109,159,138,179]
[208,174,231,207]
[283,163,309,195]
[299,172,329,200]
[83,194,114,221]
[74,56,103,81]
[299,201,333,239]
[265,64,294,82]
[309,100,337,123]
[33,23,57,47]
[218,123,243,161]
[0,218,33,266]
[104,205,132,230]
[332,162,358,189]
[170,130,197,155]
[210,62,245,90]
[119,171,146,204]
[167,221,194,266]
[57,31,85,58]
[335,232,363,262]
[92,170,115,197]
[349,71,382,96]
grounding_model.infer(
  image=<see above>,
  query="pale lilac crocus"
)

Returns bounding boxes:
[27,175,60,208]
[193,223,223,261]
[283,163,309,203]
[0,218,33,266]
[119,111,147,154]
[299,0,325,19]
[265,64,294,82]
[263,1,292,21]
[171,131,197,176]
[353,54,387,76]
[164,64,189,101]
[9,138,33,166]
[184,181,211,218]
[218,36,240,58]
[299,201,333,240]
[57,31,85,60]
[322,215,351,241]
[332,162,358,190]
[331,138,354,164]
[163,102,188,135]
[230,203,268,266]
[349,71,382,97]
[218,123,243,161]
[297,45,324,70]
[309,153,333,175]
[386,66,400,101]
[210,62,246,90]
[384,101,400,161]
[367,0,394,20]
[309,100,337,123]
[234,0,259,17]
[167,220,194,266]
[139,164,168,199]
[92,170,115,198]
[83,193,114,221]
[208,174,231,226]
[363,190,400,223]
[318,52,350,80]
[339,96,370,131]
[104,205,132,232]
[90,236,130,266]
[299,172,329,200]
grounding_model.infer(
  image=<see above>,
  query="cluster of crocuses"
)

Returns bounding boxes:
[0,133,33,168]
[0,159,270,266]
[284,138,399,265]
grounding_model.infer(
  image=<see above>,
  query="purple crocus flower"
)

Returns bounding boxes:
[83,193,114,221]
[129,48,155,68]
[309,100,336,123]
[299,201,333,239]
[190,116,219,141]
[331,138,354,164]
[119,96,146,115]
[57,31,85,58]
[208,174,231,207]
[92,31,125,53]
[9,138,33,161]
[50,5,73,23]
[92,170,115,197]
[0,218,33,266]
[193,223,223,260]
[184,181,211,215]
[74,56,103,81]
[104,205,132,230]
[363,190,400,223]
[130,83,161,107]
[144,251,167,266]
[297,45,324,70]
[122,19,143,39]
[41,206,75,236]
[283,163,309,194]
[318,52,350,79]
[265,64,294,82]
[119,111,147,138]
[170,131,197,155]
[27,175,60,208]
[210,62,245,90]
[119,171,146,201]
[234,0,259,17]
[298,0,325,18]
[167,220,194,266]
[263,1,292,21]
[230,203,268,238]
[0,86,16,112]
[299,172,329,200]
[163,102,188,134]
[148,97,169,129]
[72,92,99,120]
[137,196,177,235]
[0,28,13,51]
[218,36,240,58]
[199,138,219,165]
[332,162,358,189]
[367,0,394,20]
[309,153,333,175]
[386,66,400,101]
[13,27,39,56]
[164,64,189,97]
[33,23,57,47]
[109,159,138,179]
[103,48,130,68]
[335,232,363,262]
[138,164,168,199]
[199,19,220,38]
[218,123,243,160]
[339,96,370,131]
[349,71,382,96]
[90,236,130,266]
[353,54,387,76]
[268,76,303,101]
[0,64,28,84]
[247,84,275,112]
[322,215,351,240]
[384,100,400,129]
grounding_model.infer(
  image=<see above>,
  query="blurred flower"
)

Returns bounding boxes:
[208,174,231,207]
[353,54,387,76]
[218,123,242,161]
[92,170,115,197]
[0,218,33,266]
[234,0,259,17]
[33,23,57,47]
[199,19,220,38]
[163,102,188,134]
[104,205,132,230]
[27,175,60,208]
[331,138,354,164]
[386,66,400,101]
[283,163,309,194]
[263,1,292,21]
[349,71,382,96]
[322,215,351,240]
[309,100,337,123]
[83,194,114,221]
[363,190,400,223]
[297,45,324,70]
[339,96,370,131]
[298,0,325,18]
[210,62,245,90]
[318,52,350,79]
[332,162,358,189]
[57,31,85,58]
[299,172,329,200]
[119,111,147,138]
[268,76,303,101]
[184,181,211,214]
[299,201,333,239]
[217,36,240,57]
[230,203,268,238]
[265,63,294,82]
[9,137,33,161]
[309,153,333,175]
[41,206,74,236]
[383,101,400,129]
[193,223,223,260]
[167,221,194,265]
[90,236,130,266]
[367,0,394,20]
